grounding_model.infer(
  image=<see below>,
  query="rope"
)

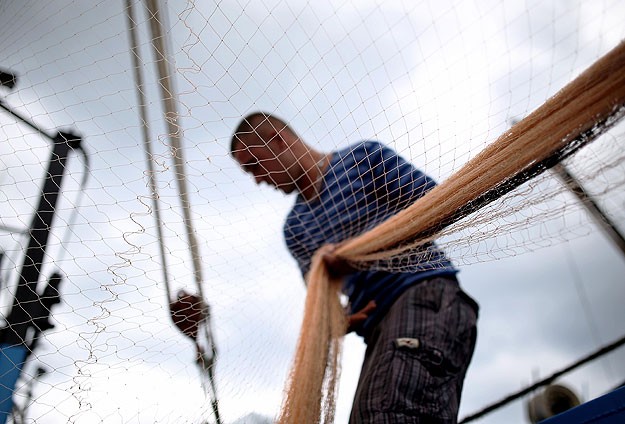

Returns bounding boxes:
[143,0,206,300]
[55,145,90,265]
[139,1,221,422]
[124,0,172,297]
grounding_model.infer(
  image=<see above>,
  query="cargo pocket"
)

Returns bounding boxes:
[379,336,458,418]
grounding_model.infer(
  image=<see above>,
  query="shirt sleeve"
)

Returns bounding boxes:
[366,141,437,213]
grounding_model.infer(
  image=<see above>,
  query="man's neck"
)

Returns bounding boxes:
[300,150,330,202]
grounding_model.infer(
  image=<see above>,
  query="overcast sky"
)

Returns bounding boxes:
[1,0,625,423]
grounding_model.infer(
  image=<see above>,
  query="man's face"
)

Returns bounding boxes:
[233,135,299,194]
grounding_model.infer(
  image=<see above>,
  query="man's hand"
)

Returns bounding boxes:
[319,243,357,278]
[317,244,374,332]
[169,290,206,340]
[347,300,377,334]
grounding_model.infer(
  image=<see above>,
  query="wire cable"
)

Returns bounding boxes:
[459,333,625,423]
[562,241,613,379]
[124,0,173,298]
[55,145,90,265]
[130,1,221,422]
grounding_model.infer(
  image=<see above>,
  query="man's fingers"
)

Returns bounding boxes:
[346,300,377,333]
[360,300,376,314]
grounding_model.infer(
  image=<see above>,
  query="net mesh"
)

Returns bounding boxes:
[1,0,624,423]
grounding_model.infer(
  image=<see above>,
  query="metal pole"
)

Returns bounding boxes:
[0,101,51,140]
[4,132,78,344]
[553,163,625,257]
[0,125,79,422]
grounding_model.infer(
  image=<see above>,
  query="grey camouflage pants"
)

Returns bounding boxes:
[349,276,478,424]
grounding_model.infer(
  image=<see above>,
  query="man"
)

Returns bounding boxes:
[231,112,478,423]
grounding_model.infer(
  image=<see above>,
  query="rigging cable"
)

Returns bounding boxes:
[562,240,613,379]
[55,143,90,265]
[126,1,221,422]
[459,333,625,423]
[143,0,206,300]
[124,0,172,297]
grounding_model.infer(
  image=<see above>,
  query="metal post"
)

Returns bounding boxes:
[0,110,80,421]
[3,132,77,344]
[553,163,625,257]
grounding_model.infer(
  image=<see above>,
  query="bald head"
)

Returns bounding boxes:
[230,112,295,157]
[230,112,328,200]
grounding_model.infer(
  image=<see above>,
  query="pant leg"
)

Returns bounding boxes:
[349,277,478,424]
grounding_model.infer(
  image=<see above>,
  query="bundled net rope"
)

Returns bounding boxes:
[278,41,625,424]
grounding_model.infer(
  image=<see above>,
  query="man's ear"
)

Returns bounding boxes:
[267,129,288,150]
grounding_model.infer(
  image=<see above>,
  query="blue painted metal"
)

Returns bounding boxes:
[540,386,625,424]
[0,344,28,424]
